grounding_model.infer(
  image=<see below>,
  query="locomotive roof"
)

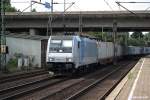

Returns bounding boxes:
[50,35,73,40]
[50,34,100,40]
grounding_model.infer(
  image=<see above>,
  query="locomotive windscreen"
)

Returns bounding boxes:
[49,36,73,53]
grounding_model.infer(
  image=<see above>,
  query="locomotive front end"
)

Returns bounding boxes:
[46,36,75,74]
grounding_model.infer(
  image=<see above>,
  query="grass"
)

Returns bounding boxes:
[6,58,18,73]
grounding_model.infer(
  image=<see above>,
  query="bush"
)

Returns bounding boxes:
[7,58,18,72]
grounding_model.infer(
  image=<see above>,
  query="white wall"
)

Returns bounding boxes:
[6,37,41,67]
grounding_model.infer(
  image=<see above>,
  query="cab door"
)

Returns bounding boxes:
[73,36,81,68]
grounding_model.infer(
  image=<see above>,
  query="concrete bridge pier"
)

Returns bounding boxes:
[29,28,39,35]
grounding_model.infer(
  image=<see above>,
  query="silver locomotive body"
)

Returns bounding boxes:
[46,36,74,73]
[46,35,150,74]
[46,35,98,74]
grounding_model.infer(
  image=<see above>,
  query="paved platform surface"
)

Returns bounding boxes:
[116,57,150,100]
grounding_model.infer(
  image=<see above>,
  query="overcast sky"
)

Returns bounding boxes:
[11,0,150,12]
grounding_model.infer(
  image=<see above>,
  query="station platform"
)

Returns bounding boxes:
[106,56,150,100]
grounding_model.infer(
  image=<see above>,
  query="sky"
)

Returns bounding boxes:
[11,0,150,12]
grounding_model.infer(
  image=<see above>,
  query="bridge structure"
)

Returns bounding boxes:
[5,11,150,35]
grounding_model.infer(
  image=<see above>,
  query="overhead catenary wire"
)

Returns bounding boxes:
[64,2,75,12]
[18,2,36,14]
[72,3,82,11]
[62,1,76,34]
[46,1,75,36]
[116,1,150,15]
[116,2,138,16]
[104,0,113,11]
[116,2,150,4]
[11,1,30,3]
[63,2,83,34]
[145,6,150,11]
[115,0,121,10]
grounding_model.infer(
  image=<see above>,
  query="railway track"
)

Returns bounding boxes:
[66,61,137,100]
[0,69,47,84]
[12,60,134,100]
[0,74,68,100]
[40,61,135,100]
[0,60,137,100]
[9,65,114,100]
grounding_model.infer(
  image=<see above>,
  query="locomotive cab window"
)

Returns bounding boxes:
[49,39,72,53]
[63,40,72,47]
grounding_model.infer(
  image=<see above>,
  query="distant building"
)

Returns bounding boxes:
[6,34,49,68]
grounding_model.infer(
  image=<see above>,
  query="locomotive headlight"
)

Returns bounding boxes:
[66,58,72,62]
[49,58,54,61]
[68,58,72,62]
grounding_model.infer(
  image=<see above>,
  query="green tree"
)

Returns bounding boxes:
[31,8,36,12]
[143,32,150,46]
[4,0,17,12]
[127,31,147,46]
[88,32,107,41]
[144,32,150,41]
[131,31,144,39]
[128,38,146,46]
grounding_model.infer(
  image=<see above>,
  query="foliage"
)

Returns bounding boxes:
[127,38,146,46]
[6,53,23,72]
[128,32,150,46]
[143,32,150,46]
[131,31,144,39]
[143,32,150,41]
[88,32,108,41]
[85,31,149,46]
[4,0,18,12]
[14,53,23,58]
[7,58,18,72]
[32,9,36,12]
[147,42,150,46]
[117,36,125,45]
